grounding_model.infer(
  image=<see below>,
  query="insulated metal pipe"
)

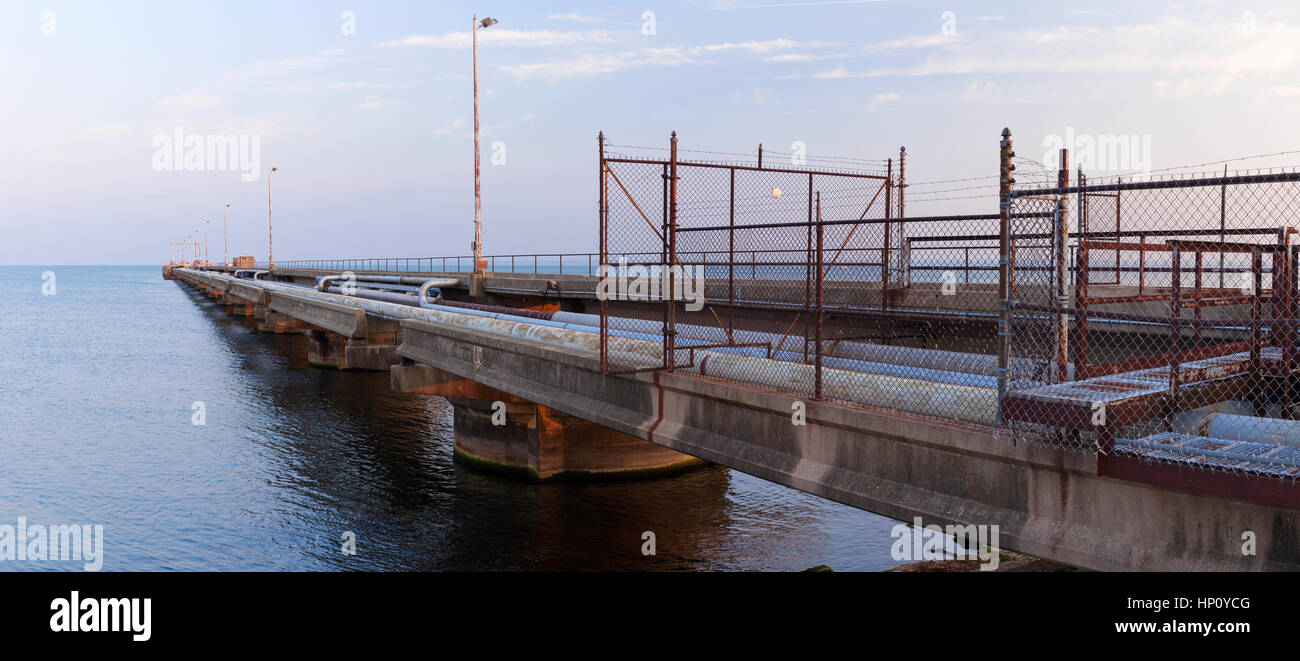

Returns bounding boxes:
[317,274,457,293]
[181,268,996,423]
[1171,401,1300,448]
[549,310,1063,378]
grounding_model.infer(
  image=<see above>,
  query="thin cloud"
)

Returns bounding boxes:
[760,34,953,63]
[235,53,354,79]
[79,124,135,137]
[432,117,468,136]
[712,0,886,9]
[689,38,840,55]
[354,96,394,110]
[789,17,1300,85]
[863,33,958,52]
[547,13,606,23]
[379,29,617,48]
[869,92,901,107]
[500,47,696,81]
[325,81,404,91]
[161,92,221,109]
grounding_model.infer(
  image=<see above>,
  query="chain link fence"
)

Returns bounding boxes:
[1005,168,1300,480]
[598,131,1300,482]
[600,133,1011,424]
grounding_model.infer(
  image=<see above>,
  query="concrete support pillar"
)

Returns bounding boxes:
[306,329,349,369]
[339,315,401,370]
[391,362,705,480]
[305,325,400,371]
[258,311,305,334]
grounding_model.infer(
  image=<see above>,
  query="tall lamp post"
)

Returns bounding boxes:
[223,204,231,267]
[204,220,210,266]
[267,166,278,270]
[472,14,498,294]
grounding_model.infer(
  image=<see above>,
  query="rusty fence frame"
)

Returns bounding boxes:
[595,132,1060,409]
[1001,145,1300,485]
[597,131,895,377]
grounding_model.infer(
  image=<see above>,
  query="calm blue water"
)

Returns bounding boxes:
[0,266,904,571]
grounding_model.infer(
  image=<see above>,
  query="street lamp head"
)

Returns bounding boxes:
[479,17,498,29]
[269,166,278,173]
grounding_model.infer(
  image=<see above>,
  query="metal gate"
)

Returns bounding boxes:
[597,131,895,391]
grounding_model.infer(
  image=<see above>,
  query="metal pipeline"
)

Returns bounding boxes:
[419,279,453,305]
[547,310,1059,379]
[316,274,457,293]
[425,301,998,387]
[233,270,269,280]
[429,298,554,320]
[695,351,995,423]
[1171,401,1300,448]
[411,299,984,385]
[359,275,459,286]
[301,275,1058,379]
[322,286,425,307]
[179,268,996,423]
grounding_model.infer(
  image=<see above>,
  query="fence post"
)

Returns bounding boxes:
[1167,245,1182,432]
[883,158,893,306]
[1054,148,1070,384]
[667,131,679,372]
[1219,164,1228,288]
[805,172,813,363]
[729,166,736,340]
[997,128,1015,427]
[598,130,608,373]
[897,145,907,287]
[1279,228,1295,418]
[1075,170,1090,375]
[815,192,824,400]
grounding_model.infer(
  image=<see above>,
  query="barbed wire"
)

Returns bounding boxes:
[1100,148,1300,180]
[608,137,1300,211]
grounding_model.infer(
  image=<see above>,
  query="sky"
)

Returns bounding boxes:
[3,0,1300,265]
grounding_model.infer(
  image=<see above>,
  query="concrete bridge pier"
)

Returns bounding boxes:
[392,361,705,481]
[258,311,305,334]
[302,321,401,371]
[227,293,267,318]
[226,299,257,317]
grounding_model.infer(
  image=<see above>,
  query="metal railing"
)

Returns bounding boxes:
[272,254,600,276]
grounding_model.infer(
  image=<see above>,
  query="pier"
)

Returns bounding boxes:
[161,130,1300,571]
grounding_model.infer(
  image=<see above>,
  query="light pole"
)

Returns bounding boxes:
[223,204,230,267]
[267,166,278,269]
[473,14,498,292]
[204,220,210,266]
